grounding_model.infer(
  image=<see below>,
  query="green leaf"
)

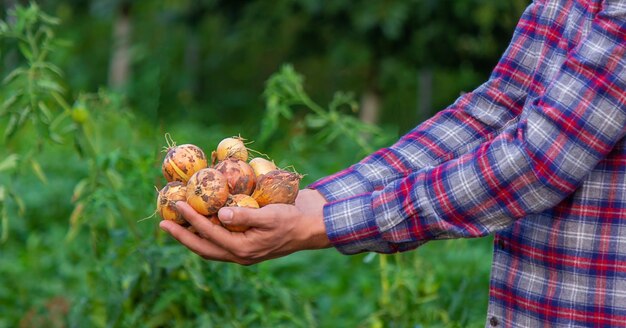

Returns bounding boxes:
[34,62,64,77]
[0,154,19,172]
[304,113,328,129]
[72,179,89,203]
[66,202,84,242]
[30,159,48,184]
[2,67,27,85]
[38,12,61,26]
[329,91,358,112]
[3,114,19,141]
[49,132,64,144]
[51,91,71,111]
[36,79,65,93]
[16,105,31,126]
[50,110,68,130]
[18,42,32,60]
[106,169,124,190]
[8,191,25,216]
[0,94,20,117]
[38,101,53,124]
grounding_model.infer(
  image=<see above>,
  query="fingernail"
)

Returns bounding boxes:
[219,208,233,224]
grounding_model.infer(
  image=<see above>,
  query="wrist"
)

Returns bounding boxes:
[303,211,332,250]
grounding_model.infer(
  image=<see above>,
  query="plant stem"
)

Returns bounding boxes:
[379,254,390,309]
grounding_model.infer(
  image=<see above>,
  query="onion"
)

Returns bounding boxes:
[251,170,301,207]
[207,214,221,226]
[162,144,208,183]
[248,157,277,177]
[214,158,256,195]
[213,137,248,163]
[157,181,187,225]
[186,168,229,215]
[222,194,260,232]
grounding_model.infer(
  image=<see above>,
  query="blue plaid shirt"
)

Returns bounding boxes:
[310,0,626,326]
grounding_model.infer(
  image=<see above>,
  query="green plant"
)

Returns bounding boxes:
[0,3,68,143]
[0,3,72,243]
[260,64,392,154]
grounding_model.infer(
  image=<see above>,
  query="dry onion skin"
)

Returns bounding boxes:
[157,181,187,225]
[251,170,302,207]
[213,137,248,163]
[162,144,208,183]
[248,157,277,177]
[186,168,229,215]
[222,194,260,232]
[214,158,256,195]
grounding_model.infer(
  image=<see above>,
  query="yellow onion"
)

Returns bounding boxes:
[186,168,229,215]
[213,137,248,163]
[214,158,256,195]
[162,144,208,183]
[187,214,220,235]
[222,194,259,232]
[207,214,222,226]
[157,181,187,224]
[251,170,301,207]
[248,157,277,177]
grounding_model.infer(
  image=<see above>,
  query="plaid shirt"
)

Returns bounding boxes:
[309,0,626,326]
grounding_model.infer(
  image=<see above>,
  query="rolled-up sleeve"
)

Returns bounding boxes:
[318,7,626,255]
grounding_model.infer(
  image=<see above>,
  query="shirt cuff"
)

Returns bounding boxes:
[308,166,374,202]
[322,192,399,254]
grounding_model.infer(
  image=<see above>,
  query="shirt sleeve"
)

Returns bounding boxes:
[310,2,544,201]
[322,8,626,255]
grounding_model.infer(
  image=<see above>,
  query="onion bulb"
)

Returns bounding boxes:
[222,194,260,232]
[251,170,301,207]
[214,158,256,195]
[248,157,277,177]
[157,181,187,224]
[162,144,208,183]
[214,137,248,163]
[186,168,229,215]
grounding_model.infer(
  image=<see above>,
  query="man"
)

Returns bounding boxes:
[160,0,626,326]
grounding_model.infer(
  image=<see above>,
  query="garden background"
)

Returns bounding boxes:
[0,1,528,327]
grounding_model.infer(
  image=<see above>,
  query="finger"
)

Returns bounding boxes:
[218,205,290,229]
[176,202,248,251]
[159,220,239,263]
[175,201,222,231]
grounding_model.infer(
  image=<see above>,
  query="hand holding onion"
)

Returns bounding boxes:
[156,134,328,265]
[156,135,304,244]
[159,189,331,265]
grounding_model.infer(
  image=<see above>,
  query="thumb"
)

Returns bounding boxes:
[218,206,274,229]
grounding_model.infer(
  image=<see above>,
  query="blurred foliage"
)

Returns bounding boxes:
[26,0,530,132]
[0,1,528,327]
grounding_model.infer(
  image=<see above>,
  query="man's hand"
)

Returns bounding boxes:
[159,189,331,265]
